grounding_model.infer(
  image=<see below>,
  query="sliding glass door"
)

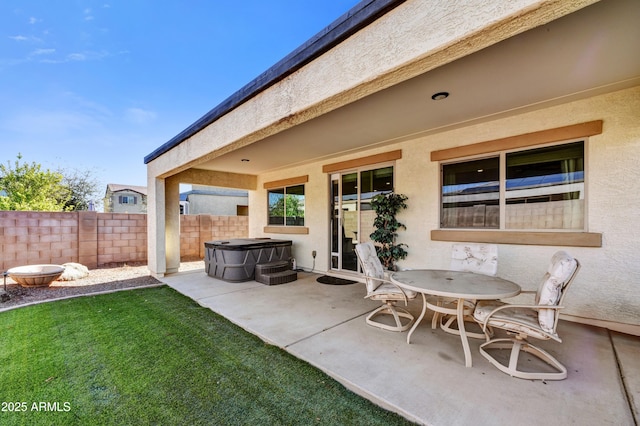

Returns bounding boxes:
[330,165,394,272]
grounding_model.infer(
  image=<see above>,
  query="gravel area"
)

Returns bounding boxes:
[1,261,205,310]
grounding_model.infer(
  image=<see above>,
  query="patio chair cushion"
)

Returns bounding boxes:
[537,251,578,332]
[356,242,386,292]
[369,282,417,301]
[474,301,553,340]
[473,300,504,324]
[451,243,498,276]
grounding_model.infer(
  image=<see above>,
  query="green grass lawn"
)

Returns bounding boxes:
[0,286,414,425]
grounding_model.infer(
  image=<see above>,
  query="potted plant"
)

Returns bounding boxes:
[369,192,408,271]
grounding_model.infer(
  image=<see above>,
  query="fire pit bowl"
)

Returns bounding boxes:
[7,264,65,287]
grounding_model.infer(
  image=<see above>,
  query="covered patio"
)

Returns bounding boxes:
[145,3,640,421]
[159,268,639,425]
[145,0,640,338]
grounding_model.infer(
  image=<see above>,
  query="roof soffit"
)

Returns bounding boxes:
[149,0,639,180]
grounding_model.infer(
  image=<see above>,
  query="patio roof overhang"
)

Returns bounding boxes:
[145,0,640,181]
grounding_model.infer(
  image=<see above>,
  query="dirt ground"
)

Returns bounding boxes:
[1,261,204,310]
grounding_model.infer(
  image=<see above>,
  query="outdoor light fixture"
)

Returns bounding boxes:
[431,91,449,100]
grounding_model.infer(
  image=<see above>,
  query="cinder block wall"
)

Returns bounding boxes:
[97,213,148,267]
[180,215,200,260]
[0,212,79,269]
[180,215,249,260]
[0,211,248,270]
[195,215,249,259]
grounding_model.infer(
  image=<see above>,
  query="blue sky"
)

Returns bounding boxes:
[0,1,359,193]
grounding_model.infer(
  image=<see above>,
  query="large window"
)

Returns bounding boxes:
[441,141,585,230]
[268,184,305,226]
[442,157,500,228]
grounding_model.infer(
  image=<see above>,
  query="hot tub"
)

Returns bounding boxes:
[204,238,292,282]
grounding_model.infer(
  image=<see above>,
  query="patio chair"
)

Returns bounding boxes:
[473,251,580,380]
[355,242,417,332]
[430,244,498,338]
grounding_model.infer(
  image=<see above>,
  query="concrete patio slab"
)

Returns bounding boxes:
[164,271,374,348]
[292,314,633,425]
[167,269,263,299]
[160,269,638,426]
[612,331,640,421]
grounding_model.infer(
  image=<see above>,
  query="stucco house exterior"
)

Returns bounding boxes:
[145,0,640,336]
[180,185,248,215]
[104,184,147,214]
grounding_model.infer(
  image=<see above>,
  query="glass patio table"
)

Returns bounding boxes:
[390,269,521,367]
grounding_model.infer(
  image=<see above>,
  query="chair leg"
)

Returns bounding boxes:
[366,303,414,332]
[432,299,489,339]
[440,314,490,339]
[428,297,462,330]
[479,337,568,380]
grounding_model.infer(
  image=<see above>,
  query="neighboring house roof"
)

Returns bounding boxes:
[143,0,403,164]
[105,184,148,197]
[180,188,249,202]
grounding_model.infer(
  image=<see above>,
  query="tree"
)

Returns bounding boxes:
[58,167,102,211]
[0,154,70,211]
[369,192,408,270]
[269,193,304,225]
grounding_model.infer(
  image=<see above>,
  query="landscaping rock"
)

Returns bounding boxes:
[60,263,90,281]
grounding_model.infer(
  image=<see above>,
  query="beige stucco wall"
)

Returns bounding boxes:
[251,86,640,331]
[187,194,248,216]
[251,164,330,274]
[146,0,639,330]
[145,0,597,181]
[399,86,640,329]
[145,0,598,276]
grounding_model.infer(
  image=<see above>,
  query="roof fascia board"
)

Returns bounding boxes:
[144,0,406,164]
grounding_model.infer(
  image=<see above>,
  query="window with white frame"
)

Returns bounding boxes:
[119,195,137,205]
[441,140,585,230]
[268,184,305,226]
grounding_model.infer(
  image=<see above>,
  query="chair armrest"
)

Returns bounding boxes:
[364,273,411,305]
[382,272,411,303]
[386,278,411,305]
